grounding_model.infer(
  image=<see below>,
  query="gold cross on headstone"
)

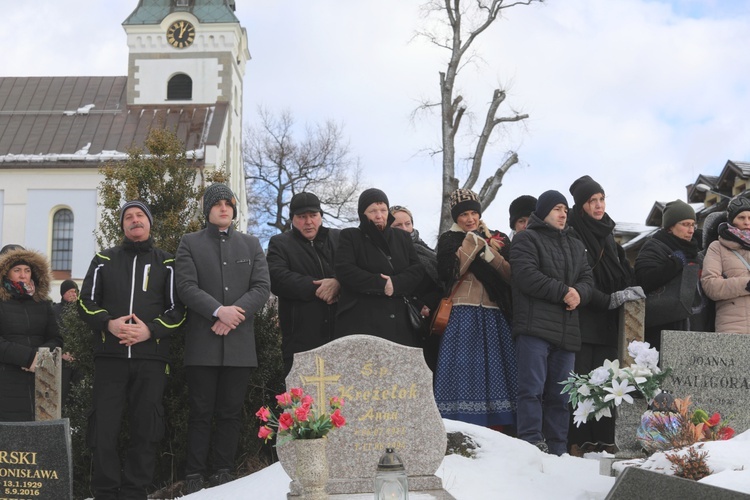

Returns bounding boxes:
[299,355,340,406]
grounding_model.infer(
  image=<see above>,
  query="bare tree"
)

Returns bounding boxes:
[418,0,542,232]
[244,108,362,241]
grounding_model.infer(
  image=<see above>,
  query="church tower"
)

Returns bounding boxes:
[122,0,250,221]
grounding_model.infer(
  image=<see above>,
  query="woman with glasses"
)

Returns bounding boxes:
[635,200,704,350]
[701,197,750,334]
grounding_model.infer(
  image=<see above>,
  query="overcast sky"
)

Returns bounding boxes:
[3,0,750,244]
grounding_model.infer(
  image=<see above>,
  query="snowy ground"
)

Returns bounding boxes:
[184,419,750,499]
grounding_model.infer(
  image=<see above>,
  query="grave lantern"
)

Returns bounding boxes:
[374,447,409,499]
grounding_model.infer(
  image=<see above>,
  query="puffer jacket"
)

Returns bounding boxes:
[0,248,63,421]
[701,237,750,334]
[510,214,594,352]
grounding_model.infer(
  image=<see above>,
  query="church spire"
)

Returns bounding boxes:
[123,0,238,25]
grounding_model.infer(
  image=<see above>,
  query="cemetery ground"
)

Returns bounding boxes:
[180,418,750,499]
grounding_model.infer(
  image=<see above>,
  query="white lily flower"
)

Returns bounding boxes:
[573,400,595,427]
[603,378,636,406]
[578,384,591,397]
[603,359,621,379]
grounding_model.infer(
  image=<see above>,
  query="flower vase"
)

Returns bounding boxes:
[294,438,329,499]
[614,397,648,458]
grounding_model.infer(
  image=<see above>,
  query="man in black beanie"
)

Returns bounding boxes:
[79,200,185,500]
[267,192,340,375]
[176,184,270,493]
[510,190,594,456]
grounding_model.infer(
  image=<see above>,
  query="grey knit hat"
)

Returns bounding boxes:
[203,184,237,221]
[662,200,695,229]
[727,196,750,225]
[119,201,153,230]
[450,189,482,222]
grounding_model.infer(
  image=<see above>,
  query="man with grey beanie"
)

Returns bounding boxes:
[176,183,270,493]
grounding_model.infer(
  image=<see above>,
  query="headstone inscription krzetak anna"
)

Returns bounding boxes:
[276,334,449,497]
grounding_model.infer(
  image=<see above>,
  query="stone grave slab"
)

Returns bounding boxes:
[661,331,750,435]
[605,466,749,500]
[277,334,448,496]
[0,419,72,500]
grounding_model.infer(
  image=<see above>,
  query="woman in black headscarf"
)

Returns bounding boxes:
[334,188,424,346]
[567,175,643,453]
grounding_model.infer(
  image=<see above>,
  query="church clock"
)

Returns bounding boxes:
[166,20,195,48]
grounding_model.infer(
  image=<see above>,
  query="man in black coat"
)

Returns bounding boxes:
[510,190,594,456]
[79,201,185,500]
[267,192,340,375]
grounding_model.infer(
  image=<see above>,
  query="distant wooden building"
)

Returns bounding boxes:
[0,0,249,288]
[620,160,750,262]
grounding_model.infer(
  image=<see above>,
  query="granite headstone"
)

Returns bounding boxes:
[605,466,749,500]
[661,331,750,435]
[0,419,73,500]
[276,335,448,497]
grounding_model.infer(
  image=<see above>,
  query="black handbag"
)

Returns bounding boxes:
[645,263,701,328]
[404,296,425,332]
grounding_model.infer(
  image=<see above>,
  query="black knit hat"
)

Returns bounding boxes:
[569,175,605,208]
[203,184,237,221]
[509,195,537,228]
[290,192,322,216]
[60,279,78,296]
[450,189,482,222]
[535,190,569,220]
[727,196,750,225]
[119,201,153,230]
[358,188,389,218]
[662,200,695,229]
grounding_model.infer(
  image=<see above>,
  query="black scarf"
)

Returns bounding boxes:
[568,209,631,294]
[411,229,438,285]
[653,228,700,259]
[436,226,512,315]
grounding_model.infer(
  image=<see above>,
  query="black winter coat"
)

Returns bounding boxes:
[334,221,424,347]
[0,248,63,421]
[78,238,185,362]
[267,226,340,362]
[510,214,594,352]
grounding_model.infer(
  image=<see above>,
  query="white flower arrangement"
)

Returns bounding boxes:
[561,341,672,427]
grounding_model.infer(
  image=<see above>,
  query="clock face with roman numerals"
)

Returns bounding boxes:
[166,20,195,49]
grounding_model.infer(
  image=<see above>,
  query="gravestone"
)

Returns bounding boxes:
[661,331,750,435]
[605,466,748,500]
[277,335,449,497]
[0,419,73,500]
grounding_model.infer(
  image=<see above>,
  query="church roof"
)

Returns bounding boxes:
[123,0,239,25]
[0,76,226,168]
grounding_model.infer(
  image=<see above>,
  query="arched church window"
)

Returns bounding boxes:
[51,208,74,273]
[168,74,193,100]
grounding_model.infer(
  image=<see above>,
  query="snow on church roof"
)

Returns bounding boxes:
[0,76,223,167]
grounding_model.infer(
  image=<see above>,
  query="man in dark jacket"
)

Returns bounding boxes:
[78,200,185,500]
[176,184,270,494]
[510,190,594,456]
[52,279,80,408]
[267,192,340,375]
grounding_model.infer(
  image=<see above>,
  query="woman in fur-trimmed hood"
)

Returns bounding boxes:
[0,246,63,422]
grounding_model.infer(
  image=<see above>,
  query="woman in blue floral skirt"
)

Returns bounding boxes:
[433,189,517,429]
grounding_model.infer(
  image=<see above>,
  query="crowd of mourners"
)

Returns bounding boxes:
[2,175,749,498]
